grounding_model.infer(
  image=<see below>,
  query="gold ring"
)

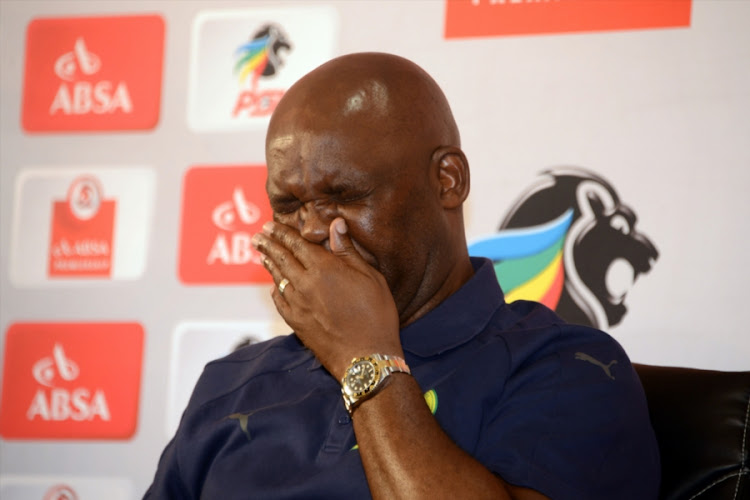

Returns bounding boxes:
[278,278,290,295]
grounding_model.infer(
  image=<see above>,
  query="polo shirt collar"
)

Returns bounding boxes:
[306,257,505,370]
[400,257,505,358]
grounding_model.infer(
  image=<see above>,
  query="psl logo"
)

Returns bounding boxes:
[469,168,658,329]
[232,24,292,118]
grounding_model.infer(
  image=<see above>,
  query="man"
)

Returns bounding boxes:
[146,52,660,499]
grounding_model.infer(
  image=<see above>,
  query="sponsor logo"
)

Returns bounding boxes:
[43,484,78,500]
[166,321,285,436]
[22,14,164,132]
[469,168,658,329]
[48,176,115,277]
[179,166,273,284]
[445,0,691,39]
[188,7,338,131]
[9,167,155,286]
[54,37,100,81]
[0,476,133,500]
[48,37,132,117]
[575,352,617,380]
[0,323,144,439]
[232,24,292,118]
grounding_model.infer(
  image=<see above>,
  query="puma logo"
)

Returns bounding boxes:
[575,352,617,380]
[227,412,253,440]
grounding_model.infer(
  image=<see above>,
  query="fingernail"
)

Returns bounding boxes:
[262,221,274,235]
[251,233,262,248]
[334,218,347,235]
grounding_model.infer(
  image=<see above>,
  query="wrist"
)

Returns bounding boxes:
[340,353,411,415]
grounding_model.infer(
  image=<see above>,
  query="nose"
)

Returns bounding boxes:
[298,201,334,244]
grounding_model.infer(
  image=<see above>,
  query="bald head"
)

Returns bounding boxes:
[267,52,460,163]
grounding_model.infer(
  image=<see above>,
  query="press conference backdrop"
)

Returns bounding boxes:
[1,0,748,497]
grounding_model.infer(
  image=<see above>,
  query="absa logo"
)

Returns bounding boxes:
[207,187,263,266]
[232,24,292,118]
[49,37,132,116]
[44,484,79,500]
[0,322,144,439]
[27,343,110,422]
[179,166,273,284]
[469,168,658,329]
[48,175,116,278]
[22,14,164,132]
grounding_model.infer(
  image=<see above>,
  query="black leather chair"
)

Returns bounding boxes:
[633,364,750,500]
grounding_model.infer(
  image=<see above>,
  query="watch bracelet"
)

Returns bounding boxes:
[341,354,410,414]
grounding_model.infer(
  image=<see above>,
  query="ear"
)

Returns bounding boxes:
[431,146,470,209]
[577,180,616,219]
[586,190,606,216]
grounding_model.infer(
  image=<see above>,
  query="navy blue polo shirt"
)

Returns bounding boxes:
[145,258,660,499]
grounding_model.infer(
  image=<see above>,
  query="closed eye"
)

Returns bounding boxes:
[328,187,373,204]
[270,197,301,215]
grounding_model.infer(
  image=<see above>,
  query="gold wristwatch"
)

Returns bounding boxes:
[341,354,411,415]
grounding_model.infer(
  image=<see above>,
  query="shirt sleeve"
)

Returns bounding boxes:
[474,324,660,500]
[142,434,193,499]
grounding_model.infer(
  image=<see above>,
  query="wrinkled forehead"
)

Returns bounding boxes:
[264,106,417,203]
[265,120,400,185]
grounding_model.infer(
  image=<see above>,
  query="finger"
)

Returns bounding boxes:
[329,218,370,270]
[329,218,351,254]
[277,276,293,296]
[270,280,295,318]
[259,254,286,289]
[261,221,326,270]
[252,230,305,283]
[259,256,299,313]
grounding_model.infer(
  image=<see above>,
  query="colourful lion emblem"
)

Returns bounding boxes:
[470,168,658,329]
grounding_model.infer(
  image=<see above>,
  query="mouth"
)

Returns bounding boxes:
[633,234,660,275]
[353,242,379,270]
[605,258,635,303]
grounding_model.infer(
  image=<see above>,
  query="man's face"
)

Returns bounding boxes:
[265,123,443,317]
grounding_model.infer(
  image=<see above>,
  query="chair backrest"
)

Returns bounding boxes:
[633,364,750,500]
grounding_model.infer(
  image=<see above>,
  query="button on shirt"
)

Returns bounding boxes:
[145,258,660,499]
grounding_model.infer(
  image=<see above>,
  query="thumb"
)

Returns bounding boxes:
[329,218,356,256]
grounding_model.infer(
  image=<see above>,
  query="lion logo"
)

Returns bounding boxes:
[234,24,292,87]
[469,168,658,329]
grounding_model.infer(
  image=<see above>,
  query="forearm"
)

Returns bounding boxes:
[352,373,543,500]
[251,220,546,498]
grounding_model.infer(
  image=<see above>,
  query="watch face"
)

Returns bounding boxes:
[344,358,379,396]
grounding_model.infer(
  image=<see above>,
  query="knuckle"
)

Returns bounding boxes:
[288,238,304,254]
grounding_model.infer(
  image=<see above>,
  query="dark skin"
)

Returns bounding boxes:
[251,53,548,500]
